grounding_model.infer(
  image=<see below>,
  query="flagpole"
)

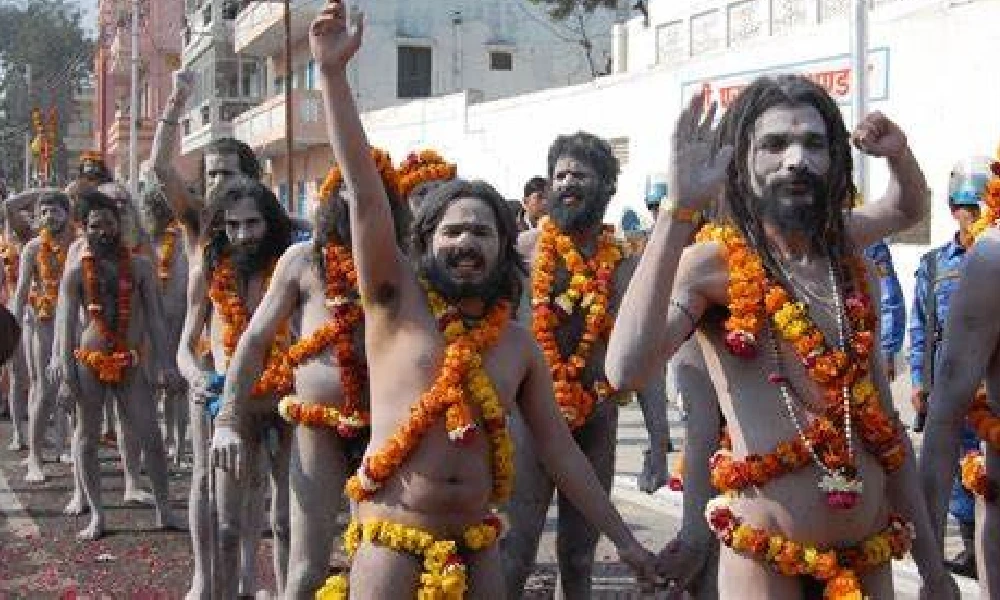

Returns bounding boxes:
[850,0,869,203]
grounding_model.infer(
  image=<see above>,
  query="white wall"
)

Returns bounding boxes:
[354,1,1000,343]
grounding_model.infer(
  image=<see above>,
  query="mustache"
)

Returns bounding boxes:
[766,170,826,198]
[552,184,588,203]
[444,248,485,269]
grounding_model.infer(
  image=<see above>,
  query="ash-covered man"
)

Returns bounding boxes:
[51,188,183,540]
[2,190,40,450]
[215,152,409,596]
[501,131,645,598]
[308,2,659,596]
[606,77,957,598]
[11,190,76,482]
[151,68,291,598]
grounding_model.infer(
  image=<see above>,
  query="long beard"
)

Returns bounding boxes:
[547,184,609,233]
[231,243,268,275]
[757,173,830,243]
[88,233,120,257]
[419,254,504,307]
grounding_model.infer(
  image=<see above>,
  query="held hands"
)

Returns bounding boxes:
[669,90,734,213]
[852,112,908,159]
[211,425,244,479]
[309,0,363,75]
[656,537,710,598]
[618,541,661,594]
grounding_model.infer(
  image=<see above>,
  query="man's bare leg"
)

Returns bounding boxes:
[164,387,188,466]
[26,327,58,482]
[265,422,292,595]
[718,548,802,600]
[977,499,999,598]
[74,370,107,540]
[240,468,267,596]
[101,395,116,444]
[7,346,29,450]
[554,401,618,599]
[466,545,507,600]
[286,425,347,597]
[636,371,670,493]
[118,372,183,530]
[500,414,556,597]
[115,392,155,506]
[214,433,264,599]
[348,541,420,599]
[185,399,212,600]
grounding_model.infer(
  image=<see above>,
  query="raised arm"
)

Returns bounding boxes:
[177,263,211,390]
[310,2,406,311]
[516,335,658,589]
[151,70,201,233]
[215,243,305,436]
[921,232,1000,545]
[847,113,929,248]
[606,93,732,392]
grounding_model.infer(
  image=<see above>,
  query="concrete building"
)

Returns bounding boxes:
[179,0,265,161]
[231,0,629,215]
[64,77,98,172]
[95,0,195,182]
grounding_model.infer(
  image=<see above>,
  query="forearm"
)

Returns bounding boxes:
[606,217,698,390]
[890,436,948,580]
[678,397,719,546]
[885,147,929,227]
[214,336,269,434]
[151,92,185,172]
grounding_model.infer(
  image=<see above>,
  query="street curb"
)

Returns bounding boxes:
[611,475,980,598]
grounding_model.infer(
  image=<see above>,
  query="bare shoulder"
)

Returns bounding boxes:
[517,228,540,263]
[964,229,1000,293]
[678,240,727,304]
[21,237,41,258]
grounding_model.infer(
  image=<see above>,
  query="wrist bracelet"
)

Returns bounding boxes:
[661,198,705,226]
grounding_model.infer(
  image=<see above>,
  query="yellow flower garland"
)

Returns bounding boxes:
[315,515,506,599]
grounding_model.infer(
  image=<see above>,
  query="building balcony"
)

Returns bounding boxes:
[234,0,323,57]
[233,88,326,157]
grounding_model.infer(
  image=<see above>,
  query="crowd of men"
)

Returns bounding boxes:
[0,1,998,598]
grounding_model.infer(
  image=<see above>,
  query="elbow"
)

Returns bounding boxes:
[605,347,642,393]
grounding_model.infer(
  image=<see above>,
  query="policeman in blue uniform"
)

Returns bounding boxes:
[863,240,905,382]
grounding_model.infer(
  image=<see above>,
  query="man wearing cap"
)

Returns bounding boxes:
[863,240,905,383]
[909,157,990,579]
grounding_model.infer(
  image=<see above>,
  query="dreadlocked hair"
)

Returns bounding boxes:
[718,74,858,294]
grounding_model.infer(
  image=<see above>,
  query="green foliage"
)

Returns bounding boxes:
[0,0,93,190]
[528,0,621,21]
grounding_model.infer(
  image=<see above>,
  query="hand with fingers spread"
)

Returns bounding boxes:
[670,90,735,212]
[309,0,364,75]
[211,425,244,479]
[852,111,908,159]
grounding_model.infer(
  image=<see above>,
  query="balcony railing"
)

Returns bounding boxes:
[234,0,324,56]
[233,88,326,155]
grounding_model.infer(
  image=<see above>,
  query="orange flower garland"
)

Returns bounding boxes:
[156,222,180,284]
[1,237,19,297]
[696,223,907,502]
[207,256,293,396]
[968,388,1000,451]
[284,242,368,437]
[969,160,1000,242]
[531,219,622,429]
[318,147,399,203]
[397,149,457,199]
[960,450,996,503]
[706,495,913,600]
[345,287,514,504]
[74,245,138,384]
[29,228,69,320]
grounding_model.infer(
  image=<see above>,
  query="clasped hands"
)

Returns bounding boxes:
[622,536,709,596]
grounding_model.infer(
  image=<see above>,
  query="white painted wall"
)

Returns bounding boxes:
[352,0,1000,350]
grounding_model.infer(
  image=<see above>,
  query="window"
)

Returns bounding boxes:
[241,60,262,97]
[200,104,211,126]
[278,182,289,209]
[690,10,723,56]
[608,137,629,168]
[728,1,765,48]
[770,0,808,36]
[489,51,512,71]
[655,20,684,65]
[297,181,307,215]
[202,3,212,27]
[305,59,317,90]
[397,46,432,99]
[819,0,849,22]
[215,59,239,98]
[274,75,285,96]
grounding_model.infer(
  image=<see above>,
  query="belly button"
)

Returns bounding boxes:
[446,475,459,484]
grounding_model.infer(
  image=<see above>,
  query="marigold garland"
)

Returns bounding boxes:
[29,228,69,320]
[318,147,399,203]
[284,242,368,436]
[208,256,293,396]
[696,223,907,497]
[531,219,622,429]
[156,222,180,284]
[969,160,1000,242]
[74,245,137,384]
[397,149,457,199]
[705,495,913,600]
[345,286,513,505]
[968,388,1000,451]
[1,237,19,298]
[315,514,506,599]
[960,450,997,503]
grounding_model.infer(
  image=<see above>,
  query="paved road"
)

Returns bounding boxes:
[0,376,982,598]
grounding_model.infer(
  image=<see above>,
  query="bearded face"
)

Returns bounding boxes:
[85,209,121,256]
[547,156,610,233]
[420,197,503,304]
[37,199,69,235]
[224,195,268,274]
